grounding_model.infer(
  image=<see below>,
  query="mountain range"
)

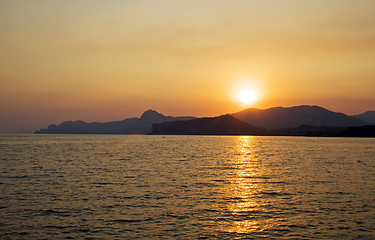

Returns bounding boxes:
[152,115,267,135]
[352,111,375,125]
[35,105,375,136]
[35,110,194,134]
[151,105,374,137]
[232,105,366,129]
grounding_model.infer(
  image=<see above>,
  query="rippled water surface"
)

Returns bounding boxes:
[1,135,374,239]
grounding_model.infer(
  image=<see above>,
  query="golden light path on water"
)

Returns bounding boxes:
[219,136,274,234]
[1,135,375,238]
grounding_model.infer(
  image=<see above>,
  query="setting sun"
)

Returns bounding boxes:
[236,89,258,106]
[231,79,263,107]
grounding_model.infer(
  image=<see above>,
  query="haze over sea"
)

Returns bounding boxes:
[1,135,374,239]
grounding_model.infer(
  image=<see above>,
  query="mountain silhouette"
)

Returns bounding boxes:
[151,115,268,135]
[35,110,195,134]
[271,125,346,137]
[338,125,375,137]
[151,117,374,137]
[232,105,366,129]
[352,111,375,125]
[151,105,373,137]
[35,105,373,137]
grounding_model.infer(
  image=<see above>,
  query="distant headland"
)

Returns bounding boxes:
[35,105,375,137]
[35,110,195,134]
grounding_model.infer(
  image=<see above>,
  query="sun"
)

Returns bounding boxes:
[236,89,258,106]
[231,78,263,107]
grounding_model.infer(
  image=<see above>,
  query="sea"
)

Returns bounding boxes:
[0,135,374,239]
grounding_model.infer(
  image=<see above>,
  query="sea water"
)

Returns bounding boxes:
[0,135,374,239]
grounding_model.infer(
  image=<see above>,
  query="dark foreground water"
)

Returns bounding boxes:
[0,135,374,239]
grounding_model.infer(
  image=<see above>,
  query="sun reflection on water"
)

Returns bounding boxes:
[219,136,274,234]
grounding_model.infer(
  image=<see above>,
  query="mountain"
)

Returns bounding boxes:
[338,125,375,137]
[352,111,375,124]
[232,105,366,129]
[271,125,346,137]
[151,115,268,135]
[35,105,373,136]
[273,124,375,137]
[152,117,375,137]
[34,110,195,134]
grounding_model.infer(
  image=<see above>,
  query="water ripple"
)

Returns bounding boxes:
[0,135,374,239]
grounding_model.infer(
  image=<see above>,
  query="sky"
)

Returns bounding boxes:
[1,0,375,133]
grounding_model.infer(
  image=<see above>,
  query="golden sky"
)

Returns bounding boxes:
[1,0,375,133]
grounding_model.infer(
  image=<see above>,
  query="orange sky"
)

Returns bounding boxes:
[1,0,375,133]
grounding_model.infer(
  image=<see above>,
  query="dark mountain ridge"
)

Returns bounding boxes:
[352,111,375,125]
[152,115,268,135]
[35,110,195,134]
[338,125,375,137]
[35,105,374,137]
[152,119,375,137]
[232,105,366,129]
[151,105,374,137]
